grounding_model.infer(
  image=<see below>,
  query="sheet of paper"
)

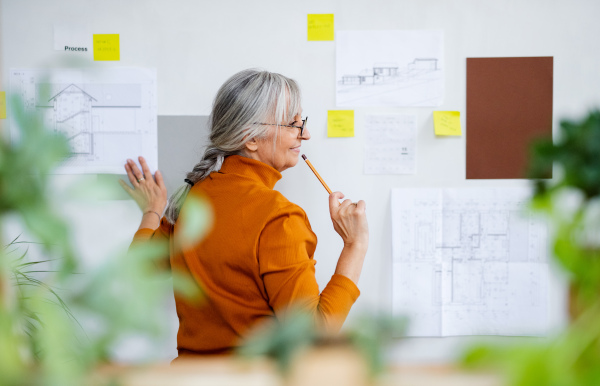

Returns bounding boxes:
[336,30,444,107]
[327,110,354,137]
[392,187,549,337]
[466,57,553,179]
[9,68,157,174]
[433,111,461,136]
[364,114,416,174]
[307,14,334,41]
[0,92,6,119]
[93,34,120,61]
[54,24,91,52]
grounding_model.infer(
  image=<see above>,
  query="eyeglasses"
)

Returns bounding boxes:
[255,117,308,137]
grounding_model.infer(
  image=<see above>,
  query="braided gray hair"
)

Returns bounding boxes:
[164,69,302,224]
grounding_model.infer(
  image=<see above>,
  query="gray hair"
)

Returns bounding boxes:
[164,69,302,224]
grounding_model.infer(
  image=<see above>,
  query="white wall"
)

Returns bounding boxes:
[2,0,600,364]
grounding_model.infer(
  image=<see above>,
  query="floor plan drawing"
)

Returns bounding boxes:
[9,68,157,174]
[336,30,444,107]
[392,188,549,337]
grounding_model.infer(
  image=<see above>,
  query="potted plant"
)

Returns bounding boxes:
[462,110,600,385]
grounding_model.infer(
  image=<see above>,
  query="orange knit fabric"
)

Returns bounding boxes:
[132,155,360,357]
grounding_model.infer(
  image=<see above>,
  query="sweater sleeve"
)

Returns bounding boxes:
[129,217,172,267]
[258,204,360,333]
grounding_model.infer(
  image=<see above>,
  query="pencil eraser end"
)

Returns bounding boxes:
[301,154,307,160]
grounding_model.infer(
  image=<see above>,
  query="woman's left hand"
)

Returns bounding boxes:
[119,156,168,215]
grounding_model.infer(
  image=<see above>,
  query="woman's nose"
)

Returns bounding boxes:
[300,127,311,140]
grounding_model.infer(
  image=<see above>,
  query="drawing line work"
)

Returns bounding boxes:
[336,30,444,107]
[364,113,416,175]
[392,188,549,337]
[10,68,157,174]
[340,58,438,86]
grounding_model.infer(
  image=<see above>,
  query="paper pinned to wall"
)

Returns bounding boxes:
[392,187,550,337]
[364,113,416,174]
[93,34,120,61]
[327,110,354,137]
[433,111,461,136]
[0,92,6,119]
[9,68,157,174]
[307,14,334,41]
[336,30,444,107]
[54,24,91,52]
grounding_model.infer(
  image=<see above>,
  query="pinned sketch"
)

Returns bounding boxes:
[53,24,91,52]
[392,188,549,337]
[364,114,416,174]
[9,68,157,174]
[336,30,444,107]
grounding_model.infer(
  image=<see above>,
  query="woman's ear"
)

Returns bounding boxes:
[244,137,258,152]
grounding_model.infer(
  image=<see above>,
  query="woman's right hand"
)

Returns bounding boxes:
[119,156,168,215]
[328,191,369,250]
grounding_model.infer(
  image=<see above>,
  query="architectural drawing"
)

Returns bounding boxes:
[364,113,416,174]
[10,68,157,174]
[336,30,444,107]
[392,188,549,337]
[340,59,438,86]
[50,84,96,155]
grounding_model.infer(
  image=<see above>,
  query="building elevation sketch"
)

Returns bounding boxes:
[391,188,550,337]
[9,68,157,174]
[336,30,444,107]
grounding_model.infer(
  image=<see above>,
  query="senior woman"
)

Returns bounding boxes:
[120,69,369,357]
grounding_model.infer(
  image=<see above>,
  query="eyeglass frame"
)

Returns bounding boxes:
[255,117,308,137]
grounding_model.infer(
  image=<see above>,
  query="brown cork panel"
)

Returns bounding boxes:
[466,57,553,179]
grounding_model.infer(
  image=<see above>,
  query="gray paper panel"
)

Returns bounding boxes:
[157,115,210,194]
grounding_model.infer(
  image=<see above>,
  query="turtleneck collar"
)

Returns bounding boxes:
[217,155,282,189]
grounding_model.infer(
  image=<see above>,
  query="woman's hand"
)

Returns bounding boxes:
[119,156,168,215]
[328,191,369,250]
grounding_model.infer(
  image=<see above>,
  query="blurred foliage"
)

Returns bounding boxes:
[462,110,600,385]
[237,308,316,373]
[0,95,75,276]
[237,307,406,378]
[529,111,600,301]
[0,91,207,385]
[347,313,407,376]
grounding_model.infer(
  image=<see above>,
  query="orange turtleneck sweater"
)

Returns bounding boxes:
[132,155,360,357]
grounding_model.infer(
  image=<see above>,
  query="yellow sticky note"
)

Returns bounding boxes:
[307,14,334,41]
[93,34,120,61]
[433,111,462,136]
[0,92,6,119]
[328,110,354,137]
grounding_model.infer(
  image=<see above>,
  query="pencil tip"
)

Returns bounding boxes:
[301,154,307,160]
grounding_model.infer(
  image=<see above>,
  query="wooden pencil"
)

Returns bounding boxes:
[302,154,333,195]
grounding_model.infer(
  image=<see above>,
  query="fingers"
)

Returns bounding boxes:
[329,191,345,212]
[126,159,144,182]
[125,162,139,186]
[339,199,354,209]
[155,169,166,190]
[139,156,153,182]
[355,200,366,212]
[118,179,134,196]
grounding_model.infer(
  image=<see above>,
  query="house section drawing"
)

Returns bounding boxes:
[50,84,96,155]
[10,68,157,174]
[336,30,444,107]
[392,188,549,337]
